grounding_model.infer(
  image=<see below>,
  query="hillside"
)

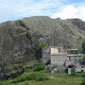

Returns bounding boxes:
[0,16,85,79]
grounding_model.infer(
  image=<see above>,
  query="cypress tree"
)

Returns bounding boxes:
[82,41,85,54]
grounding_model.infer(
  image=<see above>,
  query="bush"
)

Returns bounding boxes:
[82,73,85,77]
[82,55,85,64]
[11,72,47,83]
[12,74,35,83]
[0,81,11,85]
[28,73,48,81]
[75,73,85,77]
[39,43,48,49]
[34,62,45,71]
[71,67,76,75]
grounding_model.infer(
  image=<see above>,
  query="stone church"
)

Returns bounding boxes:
[42,46,85,74]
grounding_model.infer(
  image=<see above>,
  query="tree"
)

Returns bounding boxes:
[71,67,76,75]
[82,55,85,64]
[82,41,85,54]
[36,42,48,60]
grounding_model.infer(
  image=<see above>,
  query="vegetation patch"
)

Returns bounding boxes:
[33,62,45,71]
[11,72,48,84]
[0,69,84,85]
[71,67,76,75]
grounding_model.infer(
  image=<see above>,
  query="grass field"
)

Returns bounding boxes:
[0,69,84,85]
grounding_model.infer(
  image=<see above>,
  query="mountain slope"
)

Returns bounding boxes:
[0,16,85,79]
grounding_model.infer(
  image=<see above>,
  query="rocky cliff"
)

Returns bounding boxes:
[0,16,85,79]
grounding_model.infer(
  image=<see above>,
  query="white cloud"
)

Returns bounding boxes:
[0,0,85,22]
[0,0,67,22]
[51,4,85,21]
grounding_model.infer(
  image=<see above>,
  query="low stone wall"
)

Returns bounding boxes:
[45,65,66,74]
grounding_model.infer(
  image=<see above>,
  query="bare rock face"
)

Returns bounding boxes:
[69,18,85,31]
[0,16,85,79]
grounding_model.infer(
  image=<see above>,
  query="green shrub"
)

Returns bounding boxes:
[12,75,30,83]
[0,82,11,85]
[34,62,45,71]
[71,67,76,75]
[27,73,38,80]
[12,76,26,83]
[82,55,85,64]
[75,73,85,77]
[39,43,48,49]
[82,73,85,77]
[11,72,47,83]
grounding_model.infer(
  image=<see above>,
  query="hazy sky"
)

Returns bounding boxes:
[0,0,85,23]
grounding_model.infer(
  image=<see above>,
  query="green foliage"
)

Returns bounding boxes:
[0,72,83,85]
[11,74,35,83]
[71,67,76,75]
[76,37,83,53]
[39,43,48,49]
[36,42,48,60]
[74,73,85,77]
[82,55,85,64]
[82,41,85,54]
[11,72,47,84]
[34,62,45,71]
[24,68,33,72]
[24,81,29,85]
[0,81,11,85]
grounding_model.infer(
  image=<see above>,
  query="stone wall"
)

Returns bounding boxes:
[51,54,67,66]
[66,54,82,67]
[42,47,50,64]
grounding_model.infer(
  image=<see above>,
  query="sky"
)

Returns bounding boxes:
[0,0,85,23]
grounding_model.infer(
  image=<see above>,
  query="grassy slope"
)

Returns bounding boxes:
[0,69,83,85]
[29,74,82,85]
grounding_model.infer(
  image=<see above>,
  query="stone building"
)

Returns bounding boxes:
[50,46,67,66]
[66,49,82,67]
[42,46,84,74]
